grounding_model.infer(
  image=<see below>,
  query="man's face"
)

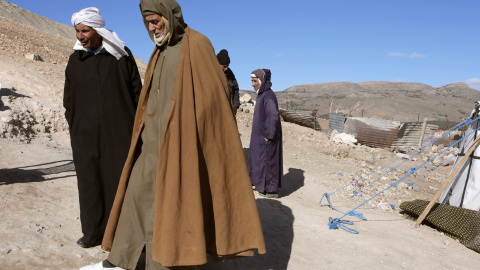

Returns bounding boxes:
[251,77,260,90]
[75,24,102,49]
[146,14,167,42]
[220,65,228,71]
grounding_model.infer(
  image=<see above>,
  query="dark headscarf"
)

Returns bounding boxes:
[139,0,187,46]
[251,68,272,94]
[216,49,230,66]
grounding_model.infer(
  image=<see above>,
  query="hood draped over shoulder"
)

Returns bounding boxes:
[139,0,187,46]
[102,0,266,266]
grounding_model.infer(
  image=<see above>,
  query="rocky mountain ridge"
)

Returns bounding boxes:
[265,80,480,122]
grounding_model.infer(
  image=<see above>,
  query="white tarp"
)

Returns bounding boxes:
[439,102,480,211]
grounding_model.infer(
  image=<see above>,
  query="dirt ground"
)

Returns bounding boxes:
[1,112,479,269]
[0,14,479,270]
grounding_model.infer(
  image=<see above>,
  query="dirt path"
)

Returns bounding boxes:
[1,116,479,269]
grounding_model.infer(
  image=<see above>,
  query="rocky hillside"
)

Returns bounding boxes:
[0,0,75,42]
[0,0,146,72]
[274,81,480,122]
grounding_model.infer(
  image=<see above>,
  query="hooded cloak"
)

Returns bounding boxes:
[102,0,266,266]
[249,69,283,193]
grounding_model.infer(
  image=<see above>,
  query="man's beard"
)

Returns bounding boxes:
[153,28,169,46]
[154,32,166,43]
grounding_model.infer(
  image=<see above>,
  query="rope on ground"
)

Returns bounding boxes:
[328,218,359,234]
[322,117,480,234]
[319,118,473,205]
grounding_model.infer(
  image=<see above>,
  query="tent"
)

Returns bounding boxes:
[400,102,480,253]
[439,101,480,210]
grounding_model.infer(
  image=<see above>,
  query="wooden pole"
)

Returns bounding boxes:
[415,135,480,227]
[418,117,428,147]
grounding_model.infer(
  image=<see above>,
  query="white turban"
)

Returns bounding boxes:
[71,7,128,60]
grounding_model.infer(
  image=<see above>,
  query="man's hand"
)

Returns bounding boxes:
[264,137,268,142]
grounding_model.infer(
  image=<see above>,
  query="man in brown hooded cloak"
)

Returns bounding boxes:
[80,0,265,269]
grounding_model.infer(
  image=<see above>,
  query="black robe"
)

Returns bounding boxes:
[224,68,240,115]
[63,46,142,238]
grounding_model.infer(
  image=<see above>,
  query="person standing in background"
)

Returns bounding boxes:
[217,49,240,117]
[249,68,283,198]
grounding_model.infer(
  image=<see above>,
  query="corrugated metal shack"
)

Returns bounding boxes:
[328,113,346,137]
[391,123,439,150]
[343,117,401,148]
[279,109,322,131]
[328,113,439,150]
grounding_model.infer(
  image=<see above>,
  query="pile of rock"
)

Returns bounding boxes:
[25,53,43,62]
[0,87,68,142]
[329,130,357,145]
[238,93,255,114]
[395,144,458,166]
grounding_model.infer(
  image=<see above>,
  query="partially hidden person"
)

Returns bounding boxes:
[217,49,240,117]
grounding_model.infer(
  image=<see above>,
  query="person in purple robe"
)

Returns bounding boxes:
[248,69,283,198]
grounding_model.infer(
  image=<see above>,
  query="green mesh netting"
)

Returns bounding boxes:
[400,200,480,253]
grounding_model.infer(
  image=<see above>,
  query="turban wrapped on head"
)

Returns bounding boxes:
[71,7,128,60]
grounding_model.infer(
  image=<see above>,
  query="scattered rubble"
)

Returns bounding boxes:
[0,87,67,142]
[25,53,43,62]
[238,93,255,114]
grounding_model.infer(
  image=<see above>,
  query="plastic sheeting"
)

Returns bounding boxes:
[439,115,480,211]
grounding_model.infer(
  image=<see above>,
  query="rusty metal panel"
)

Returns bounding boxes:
[279,109,322,131]
[328,113,346,138]
[343,117,401,148]
[391,123,439,150]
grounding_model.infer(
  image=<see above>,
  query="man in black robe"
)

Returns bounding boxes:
[217,49,240,116]
[63,7,142,248]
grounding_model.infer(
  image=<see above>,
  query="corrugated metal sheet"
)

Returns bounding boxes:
[328,113,346,138]
[391,123,439,150]
[279,109,321,131]
[343,117,401,148]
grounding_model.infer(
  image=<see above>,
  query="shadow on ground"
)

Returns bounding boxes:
[280,168,305,197]
[203,198,294,270]
[0,160,75,185]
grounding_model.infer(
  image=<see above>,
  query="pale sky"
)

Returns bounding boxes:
[7,0,480,91]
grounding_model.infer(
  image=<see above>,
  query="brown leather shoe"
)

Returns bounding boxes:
[76,234,103,248]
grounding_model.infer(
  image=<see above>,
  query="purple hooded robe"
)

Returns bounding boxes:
[248,69,283,193]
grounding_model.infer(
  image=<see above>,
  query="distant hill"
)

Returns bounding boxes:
[2,0,477,124]
[277,81,480,122]
[242,81,480,123]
